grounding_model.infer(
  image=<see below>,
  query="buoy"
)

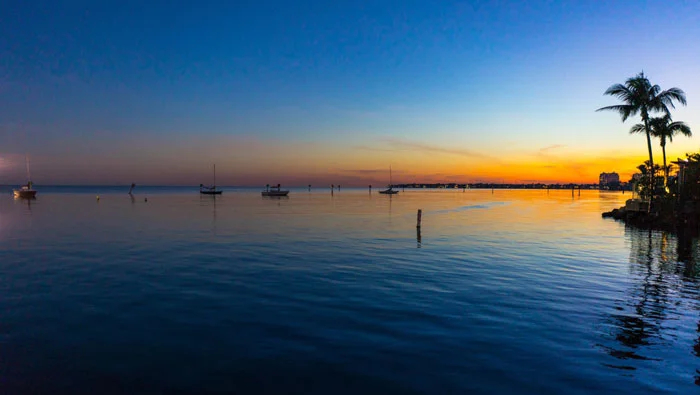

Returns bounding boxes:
[96,195,100,201]
[144,197,148,202]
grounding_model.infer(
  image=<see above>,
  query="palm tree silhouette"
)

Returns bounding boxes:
[597,72,686,203]
[631,115,692,186]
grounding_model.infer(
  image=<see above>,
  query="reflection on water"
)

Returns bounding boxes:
[1,188,700,393]
[13,196,35,211]
[600,226,700,384]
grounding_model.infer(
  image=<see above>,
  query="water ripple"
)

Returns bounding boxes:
[1,189,699,394]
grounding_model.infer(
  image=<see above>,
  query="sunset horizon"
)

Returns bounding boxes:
[5,1,700,393]
[2,1,698,187]
[0,149,663,187]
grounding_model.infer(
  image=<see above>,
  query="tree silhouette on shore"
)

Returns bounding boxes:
[597,72,686,202]
[631,115,692,186]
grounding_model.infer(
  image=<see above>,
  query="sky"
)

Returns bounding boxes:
[1,0,699,186]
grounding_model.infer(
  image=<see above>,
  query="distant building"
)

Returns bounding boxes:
[599,172,620,188]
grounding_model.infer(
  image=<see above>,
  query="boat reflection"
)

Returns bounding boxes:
[13,195,36,211]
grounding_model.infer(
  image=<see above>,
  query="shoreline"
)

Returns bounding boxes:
[602,199,700,235]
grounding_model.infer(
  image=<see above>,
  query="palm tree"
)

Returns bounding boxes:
[631,115,692,186]
[597,72,687,200]
[633,160,663,200]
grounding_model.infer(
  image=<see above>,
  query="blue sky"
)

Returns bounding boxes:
[1,0,699,185]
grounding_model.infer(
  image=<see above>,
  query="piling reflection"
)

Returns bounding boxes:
[602,226,700,384]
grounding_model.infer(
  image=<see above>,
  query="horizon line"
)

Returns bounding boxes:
[1,182,614,188]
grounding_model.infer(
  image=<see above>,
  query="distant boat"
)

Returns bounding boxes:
[379,166,399,195]
[13,155,37,199]
[200,164,222,195]
[262,184,289,197]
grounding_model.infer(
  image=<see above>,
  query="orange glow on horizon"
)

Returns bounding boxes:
[1,135,693,186]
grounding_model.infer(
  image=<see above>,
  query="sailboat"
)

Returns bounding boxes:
[379,166,399,195]
[13,155,37,199]
[200,164,222,195]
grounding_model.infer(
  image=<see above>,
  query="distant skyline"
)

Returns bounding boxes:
[2,0,699,186]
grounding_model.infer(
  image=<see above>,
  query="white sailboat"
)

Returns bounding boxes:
[13,155,37,199]
[200,164,222,195]
[379,166,399,195]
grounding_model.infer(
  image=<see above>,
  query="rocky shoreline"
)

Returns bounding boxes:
[602,199,699,233]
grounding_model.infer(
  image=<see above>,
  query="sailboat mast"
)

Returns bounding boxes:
[213,164,216,187]
[390,165,392,187]
[26,155,31,182]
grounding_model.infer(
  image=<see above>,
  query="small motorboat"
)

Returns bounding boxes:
[200,184,222,195]
[262,184,289,197]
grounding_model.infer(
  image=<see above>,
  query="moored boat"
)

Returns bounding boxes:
[200,185,222,195]
[13,156,37,199]
[13,183,37,199]
[200,164,222,195]
[378,165,398,195]
[262,184,289,197]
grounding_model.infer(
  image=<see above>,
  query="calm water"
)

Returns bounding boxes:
[1,186,699,394]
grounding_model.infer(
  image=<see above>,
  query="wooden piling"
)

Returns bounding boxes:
[417,209,422,228]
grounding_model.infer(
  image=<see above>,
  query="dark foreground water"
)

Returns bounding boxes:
[1,187,699,394]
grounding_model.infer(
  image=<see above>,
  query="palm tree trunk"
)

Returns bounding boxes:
[661,141,668,188]
[643,116,654,211]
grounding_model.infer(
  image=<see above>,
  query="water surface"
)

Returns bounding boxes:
[1,187,699,394]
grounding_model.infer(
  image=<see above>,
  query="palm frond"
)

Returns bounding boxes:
[673,122,691,135]
[649,84,661,97]
[629,123,646,135]
[596,104,635,121]
[669,121,692,139]
[646,115,692,143]
[603,84,632,101]
[658,87,687,108]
